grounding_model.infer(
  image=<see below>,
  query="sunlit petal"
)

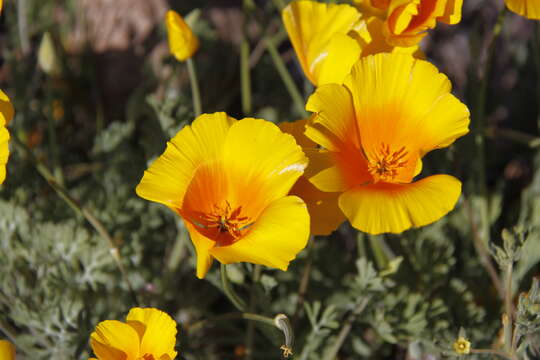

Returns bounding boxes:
[90,320,140,360]
[340,174,461,234]
[282,0,361,85]
[210,196,309,270]
[136,112,235,209]
[126,308,178,360]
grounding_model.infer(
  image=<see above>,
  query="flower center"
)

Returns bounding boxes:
[193,201,252,246]
[366,143,409,183]
[140,354,155,360]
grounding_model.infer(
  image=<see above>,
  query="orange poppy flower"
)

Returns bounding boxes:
[382,0,463,46]
[305,53,470,234]
[136,113,310,278]
[279,119,345,235]
[89,307,177,360]
[505,0,540,19]
[0,90,14,185]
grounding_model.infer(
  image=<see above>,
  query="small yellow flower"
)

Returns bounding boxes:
[0,89,14,185]
[505,0,540,20]
[305,53,470,235]
[0,340,16,360]
[282,0,362,86]
[136,113,310,278]
[166,10,199,61]
[89,307,178,360]
[453,336,471,355]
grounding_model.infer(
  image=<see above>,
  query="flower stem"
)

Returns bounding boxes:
[13,136,139,306]
[503,262,514,356]
[245,265,262,360]
[220,263,247,311]
[186,57,202,117]
[322,297,370,360]
[187,312,276,333]
[264,36,307,117]
[241,39,252,115]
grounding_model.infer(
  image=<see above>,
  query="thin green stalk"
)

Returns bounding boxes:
[368,235,389,271]
[503,262,514,355]
[265,36,307,117]
[471,348,513,360]
[322,298,370,360]
[47,100,64,185]
[534,22,540,130]
[186,58,202,117]
[188,312,275,334]
[241,39,252,115]
[220,264,247,311]
[487,127,540,148]
[470,9,506,246]
[293,236,315,325]
[13,137,139,306]
[246,265,262,360]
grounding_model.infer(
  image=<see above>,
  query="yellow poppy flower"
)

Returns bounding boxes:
[505,0,540,19]
[166,10,199,61]
[136,113,310,278]
[305,53,470,235]
[282,0,362,86]
[89,307,178,360]
[382,0,463,46]
[0,340,16,360]
[279,119,345,235]
[0,90,14,185]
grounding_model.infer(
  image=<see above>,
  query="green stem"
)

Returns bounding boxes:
[220,264,247,311]
[265,36,308,117]
[503,262,514,356]
[487,127,540,148]
[471,348,513,360]
[246,265,262,360]
[13,137,139,306]
[241,39,252,115]
[293,236,315,325]
[322,298,370,360]
[368,235,389,271]
[186,58,202,117]
[188,312,275,334]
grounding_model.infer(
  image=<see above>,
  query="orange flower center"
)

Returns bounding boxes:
[366,143,409,183]
[193,201,253,246]
[140,354,155,360]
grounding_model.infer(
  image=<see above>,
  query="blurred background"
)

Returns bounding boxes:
[1,0,540,359]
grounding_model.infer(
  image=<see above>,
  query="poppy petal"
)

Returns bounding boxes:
[90,320,140,360]
[339,174,461,234]
[210,196,309,270]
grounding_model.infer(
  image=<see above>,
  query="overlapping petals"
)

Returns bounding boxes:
[136,113,310,278]
[383,0,463,46]
[282,0,361,86]
[89,307,178,360]
[0,90,14,185]
[505,0,540,19]
[305,53,470,234]
[279,119,345,235]
[166,10,199,61]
